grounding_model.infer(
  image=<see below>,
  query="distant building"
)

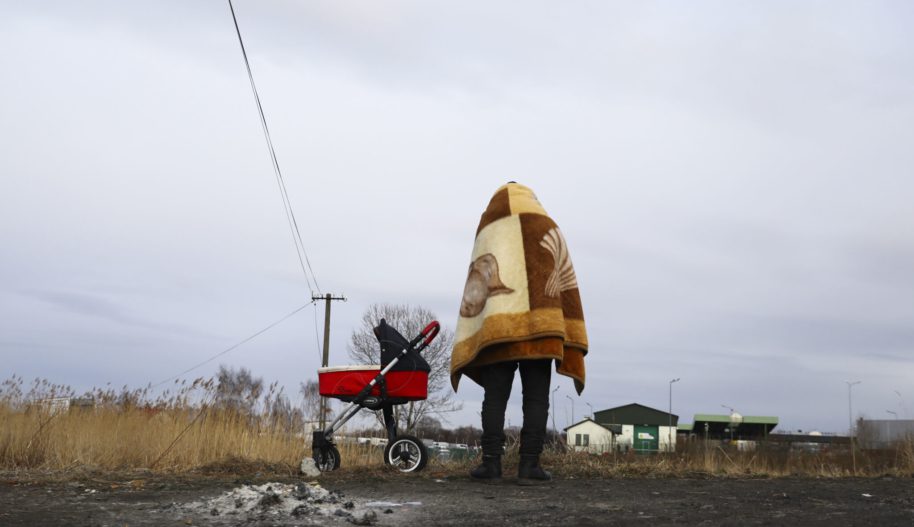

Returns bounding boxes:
[857,419,914,449]
[564,418,621,453]
[566,403,679,453]
[34,397,71,415]
[687,413,778,440]
[33,396,96,415]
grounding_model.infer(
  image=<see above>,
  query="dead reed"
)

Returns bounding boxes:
[0,375,381,473]
[529,438,914,479]
[2,375,912,478]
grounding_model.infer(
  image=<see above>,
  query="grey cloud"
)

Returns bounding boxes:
[842,241,914,291]
[2,1,913,434]
[725,314,914,357]
[21,289,214,340]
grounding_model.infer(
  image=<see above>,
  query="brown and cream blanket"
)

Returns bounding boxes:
[450,182,588,394]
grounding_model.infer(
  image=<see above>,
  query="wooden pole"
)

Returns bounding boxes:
[314,293,346,430]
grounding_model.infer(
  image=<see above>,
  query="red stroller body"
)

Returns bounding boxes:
[311,318,439,472]
[318,365,428,401]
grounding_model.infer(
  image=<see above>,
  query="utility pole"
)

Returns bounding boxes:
[846,380,861,475]
[846,380,861,436]
[669,378,680,453]
[314,293,346,429]
[551,386,560,444]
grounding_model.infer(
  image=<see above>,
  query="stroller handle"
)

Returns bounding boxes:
[420,321,440,347]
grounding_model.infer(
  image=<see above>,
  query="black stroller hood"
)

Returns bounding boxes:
[373,318,431,373]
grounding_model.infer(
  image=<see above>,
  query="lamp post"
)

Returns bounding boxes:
[551,386,560,439]
[887,410,898,420]
[566,394,575,425]
[586,402,594,419]
[668,378,680,453]
[846,381,861,436]
[721,404,738,441]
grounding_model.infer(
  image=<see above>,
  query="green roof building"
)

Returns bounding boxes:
[687,413,778,439]
[565,403,680,453]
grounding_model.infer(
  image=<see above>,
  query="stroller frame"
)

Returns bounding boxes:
[311,319,440,472]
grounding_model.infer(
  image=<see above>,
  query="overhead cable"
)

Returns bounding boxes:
[227,0,321,294]
[150,301,314,388]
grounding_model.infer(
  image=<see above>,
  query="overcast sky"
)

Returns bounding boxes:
[2,1,913,434]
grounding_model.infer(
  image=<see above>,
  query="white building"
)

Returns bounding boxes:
[566,403,679,453]
[564,418,619,453]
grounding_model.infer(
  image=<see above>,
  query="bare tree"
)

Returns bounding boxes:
[215,365,263,415]
[415,415,443,438]
[299,379,330,427]
[348,304,461,433]
[263,388,303,433]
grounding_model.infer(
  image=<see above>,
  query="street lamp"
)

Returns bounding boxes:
[551,386,560,438]
[669,378,680,452]
[721,404,740,441]
[566,394,575,425]
[846,381,861,437]
[586,402,594,419]
[887,410,898,420]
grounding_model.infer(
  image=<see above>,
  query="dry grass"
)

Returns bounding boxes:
[0,375,385,474]
[3,376,913,478]
[530,439,914,479]
[2,404,297,472]
[441,435,914,480]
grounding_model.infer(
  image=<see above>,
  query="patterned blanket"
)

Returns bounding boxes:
[450,183,588,394]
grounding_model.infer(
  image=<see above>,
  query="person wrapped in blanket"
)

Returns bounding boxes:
[451,182,588,484]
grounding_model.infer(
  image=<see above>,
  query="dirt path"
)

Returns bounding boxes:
[2,472,913,526]
[331,475,914,526]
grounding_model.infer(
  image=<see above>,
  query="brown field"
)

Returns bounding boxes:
[2,375,913,479]
[3,376,914,526]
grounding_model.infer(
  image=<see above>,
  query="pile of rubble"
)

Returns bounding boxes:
[180,482,382,525]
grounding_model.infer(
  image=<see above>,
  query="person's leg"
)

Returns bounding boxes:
[479,361,517,455]
[517,358,553,483]
[518,358,551,456]
[471,361,517,480]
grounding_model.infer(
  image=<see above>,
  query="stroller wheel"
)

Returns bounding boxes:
[312,445,341,472]
[384,435,428,473]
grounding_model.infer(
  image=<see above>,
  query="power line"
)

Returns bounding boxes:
[150,302,314,388]
[312,302,323,361]
[227,0,321,294]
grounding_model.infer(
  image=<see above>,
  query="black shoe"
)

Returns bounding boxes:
[470,455,502,481]
[517,455,552,485]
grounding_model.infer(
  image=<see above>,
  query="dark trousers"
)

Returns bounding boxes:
[479,359,551,457]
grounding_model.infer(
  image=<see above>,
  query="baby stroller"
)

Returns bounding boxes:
[311,318,440,473]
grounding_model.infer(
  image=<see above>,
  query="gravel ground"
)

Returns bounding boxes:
[2,470,913,526]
